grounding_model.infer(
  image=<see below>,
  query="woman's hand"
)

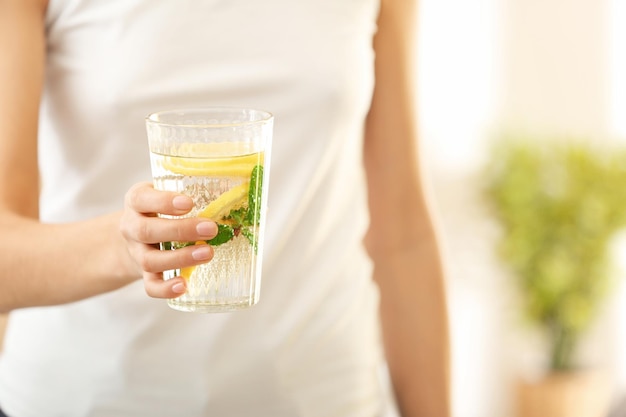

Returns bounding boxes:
[120,182,219,299]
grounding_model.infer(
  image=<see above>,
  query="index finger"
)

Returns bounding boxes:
[125,182,194,216]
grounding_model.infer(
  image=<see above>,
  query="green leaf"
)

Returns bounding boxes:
[207,224,235,246]
[245,165,263,226]
[225,207,247,228]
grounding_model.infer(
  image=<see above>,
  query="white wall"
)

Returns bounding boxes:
[611,0,626,137]
[499,0,612,138]
[417,1,509,416]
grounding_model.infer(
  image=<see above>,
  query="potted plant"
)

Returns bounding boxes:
[484,137,626,417]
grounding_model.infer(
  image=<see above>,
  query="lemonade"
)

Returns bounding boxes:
[150,149,266,313]
[145,107,273,313]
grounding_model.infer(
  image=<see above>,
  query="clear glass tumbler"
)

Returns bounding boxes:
[145,107,273,313]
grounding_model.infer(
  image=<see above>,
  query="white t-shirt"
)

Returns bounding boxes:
[0,1,397,416]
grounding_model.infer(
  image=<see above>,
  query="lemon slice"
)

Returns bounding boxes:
[162,152,263,177]
[199,182,249,221]
[180,265,196,280]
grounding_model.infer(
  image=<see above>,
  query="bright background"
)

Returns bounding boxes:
[416,0,626,415]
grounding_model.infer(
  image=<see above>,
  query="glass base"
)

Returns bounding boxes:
[167,297,257,313]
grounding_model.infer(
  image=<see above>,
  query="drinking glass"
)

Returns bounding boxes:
[145,107,273,313]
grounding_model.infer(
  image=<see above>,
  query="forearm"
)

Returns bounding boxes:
[372,228,451,417]
[0,211,139,312]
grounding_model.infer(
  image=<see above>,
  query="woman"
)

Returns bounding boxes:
[0,0,450,416]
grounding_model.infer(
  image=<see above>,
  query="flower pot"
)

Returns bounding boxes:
[515,370,611,417]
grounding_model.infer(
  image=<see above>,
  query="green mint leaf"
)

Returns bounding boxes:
[207,223,234,246]
[245,165,263,226]
[225,207,247,228]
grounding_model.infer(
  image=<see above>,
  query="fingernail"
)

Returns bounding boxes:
[172,281,186,294]
[196,221,217,237]
[173,195,193,210]
[192,245,212,261]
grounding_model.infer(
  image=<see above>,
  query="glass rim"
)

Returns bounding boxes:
[145,107,274,129]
